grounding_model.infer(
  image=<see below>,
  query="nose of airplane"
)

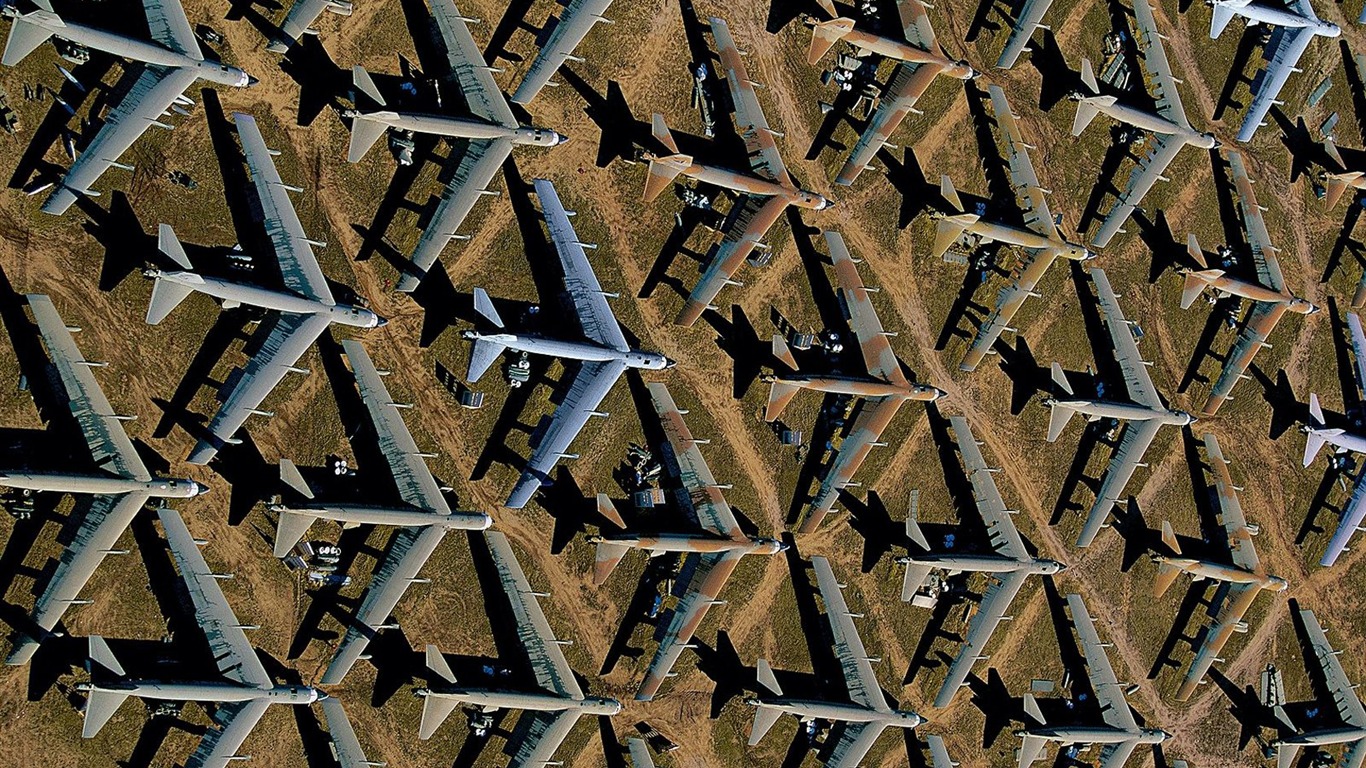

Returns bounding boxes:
[246,74,259,88]
[556,132,570,145]
[194,481,211,496]
[664,356,677,369]
[375,315,389,328]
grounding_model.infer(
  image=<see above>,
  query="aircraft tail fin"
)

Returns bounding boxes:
[351,65,386,107]
[650,112,680,154]
[1079,57,1099,94]
[88,635,125,677]
[755,657,782,697]
[771,333,798,371]
[1304,394,1330,467]
[473,287,505,328]
[1160,519,1181,555]
[279,458,315,499]
[1153,558,1182,598]
[901,562,934,601]
[1022,693,1045,725]
[1017,734,1049,768]
[1046,402,1076,443]
[145,275,193,326]
[808,17,855,64]
[596,493,625,529]
[273,510,314,558]
[592,539,631,585]
[748,705,782,746]
[939,174,964,213]
[643,117,691,203]
[1210,3,1235,37]
[763,380,801,422]
[347,115,388,164]
[905,512,930,551]
[1050,362,1073,396]
[2,15,55,68]
[158,223,193,269]
[1326,174,1353,209]
[425,644,455,684]
[466,337,506,383]
[1186,233,1207,268]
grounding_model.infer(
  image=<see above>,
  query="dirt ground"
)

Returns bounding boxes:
[0,0,1364,765]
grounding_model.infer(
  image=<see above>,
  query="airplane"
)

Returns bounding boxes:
[143,113,386,465]
[1302,318,1366,565]
[934,84,1093,373]
[261,340,492,683]
[747,556,922,768]
[994,0,1054,69]
[764,230,942,533]
[1268,606,1366,768]
[416,531,621,766]
[1320,138,1366,211]
[590,381,786,700]
[1017,593,1171,767]
[264,0,354,53]
[510,0,613,105]
[4,294,209,665]
[0,0,256,214]
[642,15,833,327]
[806,0,976,185]
[1152,433,1287,701]
[1209,0,1340,142]
[462,178,673,508]
[1071,0,1219,249]
[1180,151,1316,416]
[343,0,568,293]
[79,508,377,768]
[1045,268,1194,549]
[906,416,1066,708]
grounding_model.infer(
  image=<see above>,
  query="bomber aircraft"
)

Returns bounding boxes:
[994,0,1054,68]
[510,0,614,105]
[263,0,353,52]
[1301,314,1366,566]
[1268,606,1366,768]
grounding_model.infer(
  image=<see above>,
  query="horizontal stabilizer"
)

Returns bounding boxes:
[1159,519,1180,555]
[932,218,970,261]
[1180,270,1221,309]
[1050,362,1072,396]
[1022,692,1045,725]
[81,687,130,739]
[2,16,55,68]
[901,562,934,602]
[643,153,691,203]
[1277,743,1302,768]
[145,277,193,325]
[418,694,459,740]
[905,512,930,550]
[1046,402,1075,443]
[347,115,388,163]
[273,510,314,558]
[650,112,679,155]
[1210,3,1234,37]
[748,704,782,746]
[771,333,798,371]
[763,380,801,422]
[1071,100,1100,136]
[809,18,854,63]
[593,540,630,585]
[473,287,504,328]
[279,458,313,498]
[466,337,506,383]
[1018,734,1049,768]
[939,175,964,213]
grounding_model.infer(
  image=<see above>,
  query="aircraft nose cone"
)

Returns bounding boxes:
[195,482,211,496]
[246,75,259,87]
[556,132,570,145]
[664,357,677,369]
[375,315,389,328]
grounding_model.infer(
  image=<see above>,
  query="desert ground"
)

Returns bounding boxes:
[0,0,1364,765]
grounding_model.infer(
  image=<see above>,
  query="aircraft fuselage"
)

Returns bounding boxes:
[1155,556,1287,590]
[82,680,320,705]
[1086,100,1216,147]
[903,553,1064,576]
[0,471,204,498]
[774,374,943,401]
[421,687,621,716]
[838,29,974,78]
[1026,725,1166,745]
[1219,0,1340,35]
[270,502,491,530]
[682,162,830,210]
[346,109,565,146]
[960,217,1090,261]
[1308,427,1366,456]
[1276,727,1366,747]
[465,331,671,370]
[1050,398,1193,426]
[752,697,921,727]
[597,532,785,555]
[151,270,384,328]
[1191,272,1316,311]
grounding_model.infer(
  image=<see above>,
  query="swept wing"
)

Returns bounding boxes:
[486,531,584,699]
[508,710,584,768]
[1077,418,1163,548]
[511,0,613,105]
[648,382,741,539]
[536,178,628,350]
[1092,269,1162,409]
[711,16,792,187]
[1300,607,1366,728]
[836,63,943,186]
[952,415,1027,560]
[636,549,743,700]
[813,556,891,713]
[1091,135,1183,249]
[1132,0,1192,129]
[1236,28,1314,142]
[803,395,905,531]
[826,721,891,768]
[185,699,272,768]
[434,0,517,128]
[1067,592,1139,732]
[829,231,906,387]
[677,194,789,326]
[995,0,1053,68]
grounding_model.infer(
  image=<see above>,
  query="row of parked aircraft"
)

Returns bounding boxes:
[0,0,1361,765]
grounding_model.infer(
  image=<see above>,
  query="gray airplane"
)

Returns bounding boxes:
[79,508,377,768]
[144,113,385,465]
[1270,606,1366,768]
[462,178,672,508]
[1017,593,1171,768]
[264,0,354,53]
[747,556,922,768]
[510,0,613,105]
[5,294,209,665]
[344,0,567,293]
[264,340,490,684]
[417,531,621,767]
[1045,268,1194,548]
[936,85,1094,373]
[908,416,1065,708]
[1,0,255,214]
[994,0,1054,68]
[590,381,786,701]
[1071,0,1219,249]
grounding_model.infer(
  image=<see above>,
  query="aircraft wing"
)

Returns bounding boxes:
[710,16,792,187]
[159,508,272,689]
[828,231,907,387]
[1203,301,1287,416]
[836,61,944,185]
[508,710,584,768]
[1097,740,1140,768]
[1323,477,1366,567]
[648,382,741,539]
[1076,418,1163,548]
[960,248,1058,372]
[190,312,332,464]
[432,0,517,128]
[1300,607,1366,727]
[235,113,334,305]
[511,0,613,105]
[1131,0,1191,129]
[896,0,937,49]
[144,0,201,56]
[9,493,148,663]
[1092,269,1163,410]
[1067,593,1139,731]
[1236,28,1313,143]
[487,531,585,699]
[826,721,890,768]
[506,358,627,508]
[42,65,199,215]
[400,137,513,293]
[322,525,448,684]
[813,556,891,713]
[1350,314,1366,395]
[269,0,337,52]
[628,738,656,768]
[1090,134,1183,249]
[1229,150,1285,292]
[933,569,1028,707]
[995,0,1053,68]
[343,340,450,514]
[1176,581,1259,700]
[676,194,790,326]
[185,698,272,768]
[988,84,1055,238]
[535,178,628,351]
[636,549,744,700]
[951,416,1028,560]
[320,697,376,768]
[1203,433,1259,571]
[803,395,906,532]
[28,294,151,481]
